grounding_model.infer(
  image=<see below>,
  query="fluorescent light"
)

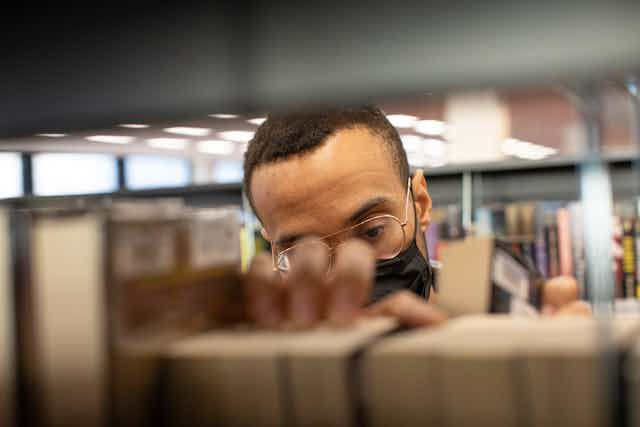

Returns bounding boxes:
[414,120,446,136]
[209,113,238,119]
[401,134,423,153]
[219,130,255,143]
[118,124,149,129]
[163,126,211,137]
[424,158,448,168]
[502,138,557,160]
[247,117,267,125]
[37,133,67,138]
[407,153,425,167]
[423,139,447,158]
[386,114,418,128]
[197,140,235,155]
[85,135,134,144]
[147,138,189,150]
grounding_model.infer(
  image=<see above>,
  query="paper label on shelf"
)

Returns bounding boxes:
[509,298,539,317]
[492,249,529,300]
[113,224,176,280]
[190,210,241,269]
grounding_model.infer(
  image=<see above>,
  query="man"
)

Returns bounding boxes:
[242,105,588,328]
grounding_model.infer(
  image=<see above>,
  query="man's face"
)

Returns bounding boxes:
[250,127,429,260]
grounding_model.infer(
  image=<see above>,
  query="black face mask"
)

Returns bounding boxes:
[371,237,434,303]
[370,185,434,303]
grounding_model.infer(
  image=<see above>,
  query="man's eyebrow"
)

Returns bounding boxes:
[274,234,301,247]
[274,197,390,247]
[346,197,390,225]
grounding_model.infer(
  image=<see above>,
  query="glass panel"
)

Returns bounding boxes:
[377,86,582,170]
[125,155,191,190]
[212,160,243,183]
[32,153,118,196]
[0,153,23,199]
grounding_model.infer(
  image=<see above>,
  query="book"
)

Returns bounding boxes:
[365,315,640,427]
[636,218,640,299]
[544,211,560,278]
[436,237,543,317]
[11,203,244,427]
[163,317,398,427]
[0,209,15,427]
[568,202,587,300]
[622,217,637,298]
[556,207,574,277]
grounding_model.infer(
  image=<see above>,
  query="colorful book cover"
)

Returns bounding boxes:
[568,202,587,300]
[635,218,640,298]
[426,220,441,261]
[534,206,549,278]
[622,217,637,299]
[545,212,560,278]
[556,207,574,277]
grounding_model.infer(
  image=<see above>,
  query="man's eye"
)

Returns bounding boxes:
[361,225,385,240]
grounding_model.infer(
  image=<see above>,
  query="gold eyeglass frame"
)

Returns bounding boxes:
[271,178,412,272]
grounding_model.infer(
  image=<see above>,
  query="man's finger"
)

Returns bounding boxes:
[325,239,375,325]
[245,253,285,328]
[543,275,580,310]
[364,290,448,328]
[543,300,592,317]
[284,238,330,328]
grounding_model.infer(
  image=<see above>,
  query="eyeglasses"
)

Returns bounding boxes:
[271,178,412,273]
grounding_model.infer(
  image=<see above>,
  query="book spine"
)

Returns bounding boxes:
[556,208,574,277]
[0,210,15,427]
[534,221,548,279]
[622,217,637,299]
[612,215,625,299]
[568,203,587,300]
[545,214,560,278]
[426,221,441,261]
[635,218,640,299]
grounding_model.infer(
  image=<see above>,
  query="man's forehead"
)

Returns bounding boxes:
[250,128,404,236]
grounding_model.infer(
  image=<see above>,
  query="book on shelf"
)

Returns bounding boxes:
[622,217,637,298]
[10,200,245,427]
[0,209,15,427]
[470,201,591,299]
[437,236,543,317]
[163,317,398,427]
[159,314,640,427]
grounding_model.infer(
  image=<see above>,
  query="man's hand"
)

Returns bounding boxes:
[245,238,591,329]
[541,275,592,316]
[245,238,375,328]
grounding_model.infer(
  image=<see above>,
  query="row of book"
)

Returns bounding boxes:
[428,199,640,303]
[0,199,247,427]
[2,197,639,426]
[160,314,640,427]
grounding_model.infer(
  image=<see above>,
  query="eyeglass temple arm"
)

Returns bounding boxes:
[403,177,411,225]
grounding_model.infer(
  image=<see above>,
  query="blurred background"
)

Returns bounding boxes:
[2,0,640,299]
[2,1,640,425]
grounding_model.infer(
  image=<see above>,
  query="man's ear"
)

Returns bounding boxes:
[411,169,432,233]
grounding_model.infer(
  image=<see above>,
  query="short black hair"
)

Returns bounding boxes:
[243,105,409,209]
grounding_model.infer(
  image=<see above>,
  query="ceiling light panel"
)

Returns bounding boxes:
[386,114,418,128]
[219,130,255,143]
[197,140,235,155]
[85,135,134,144]
[209,113,238,119]
[37,133,67,138]
[163,126,211,137]
[118,124,149,129]
[414,120,447,136]
[147,138,189,150]
[247,117,267,125]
